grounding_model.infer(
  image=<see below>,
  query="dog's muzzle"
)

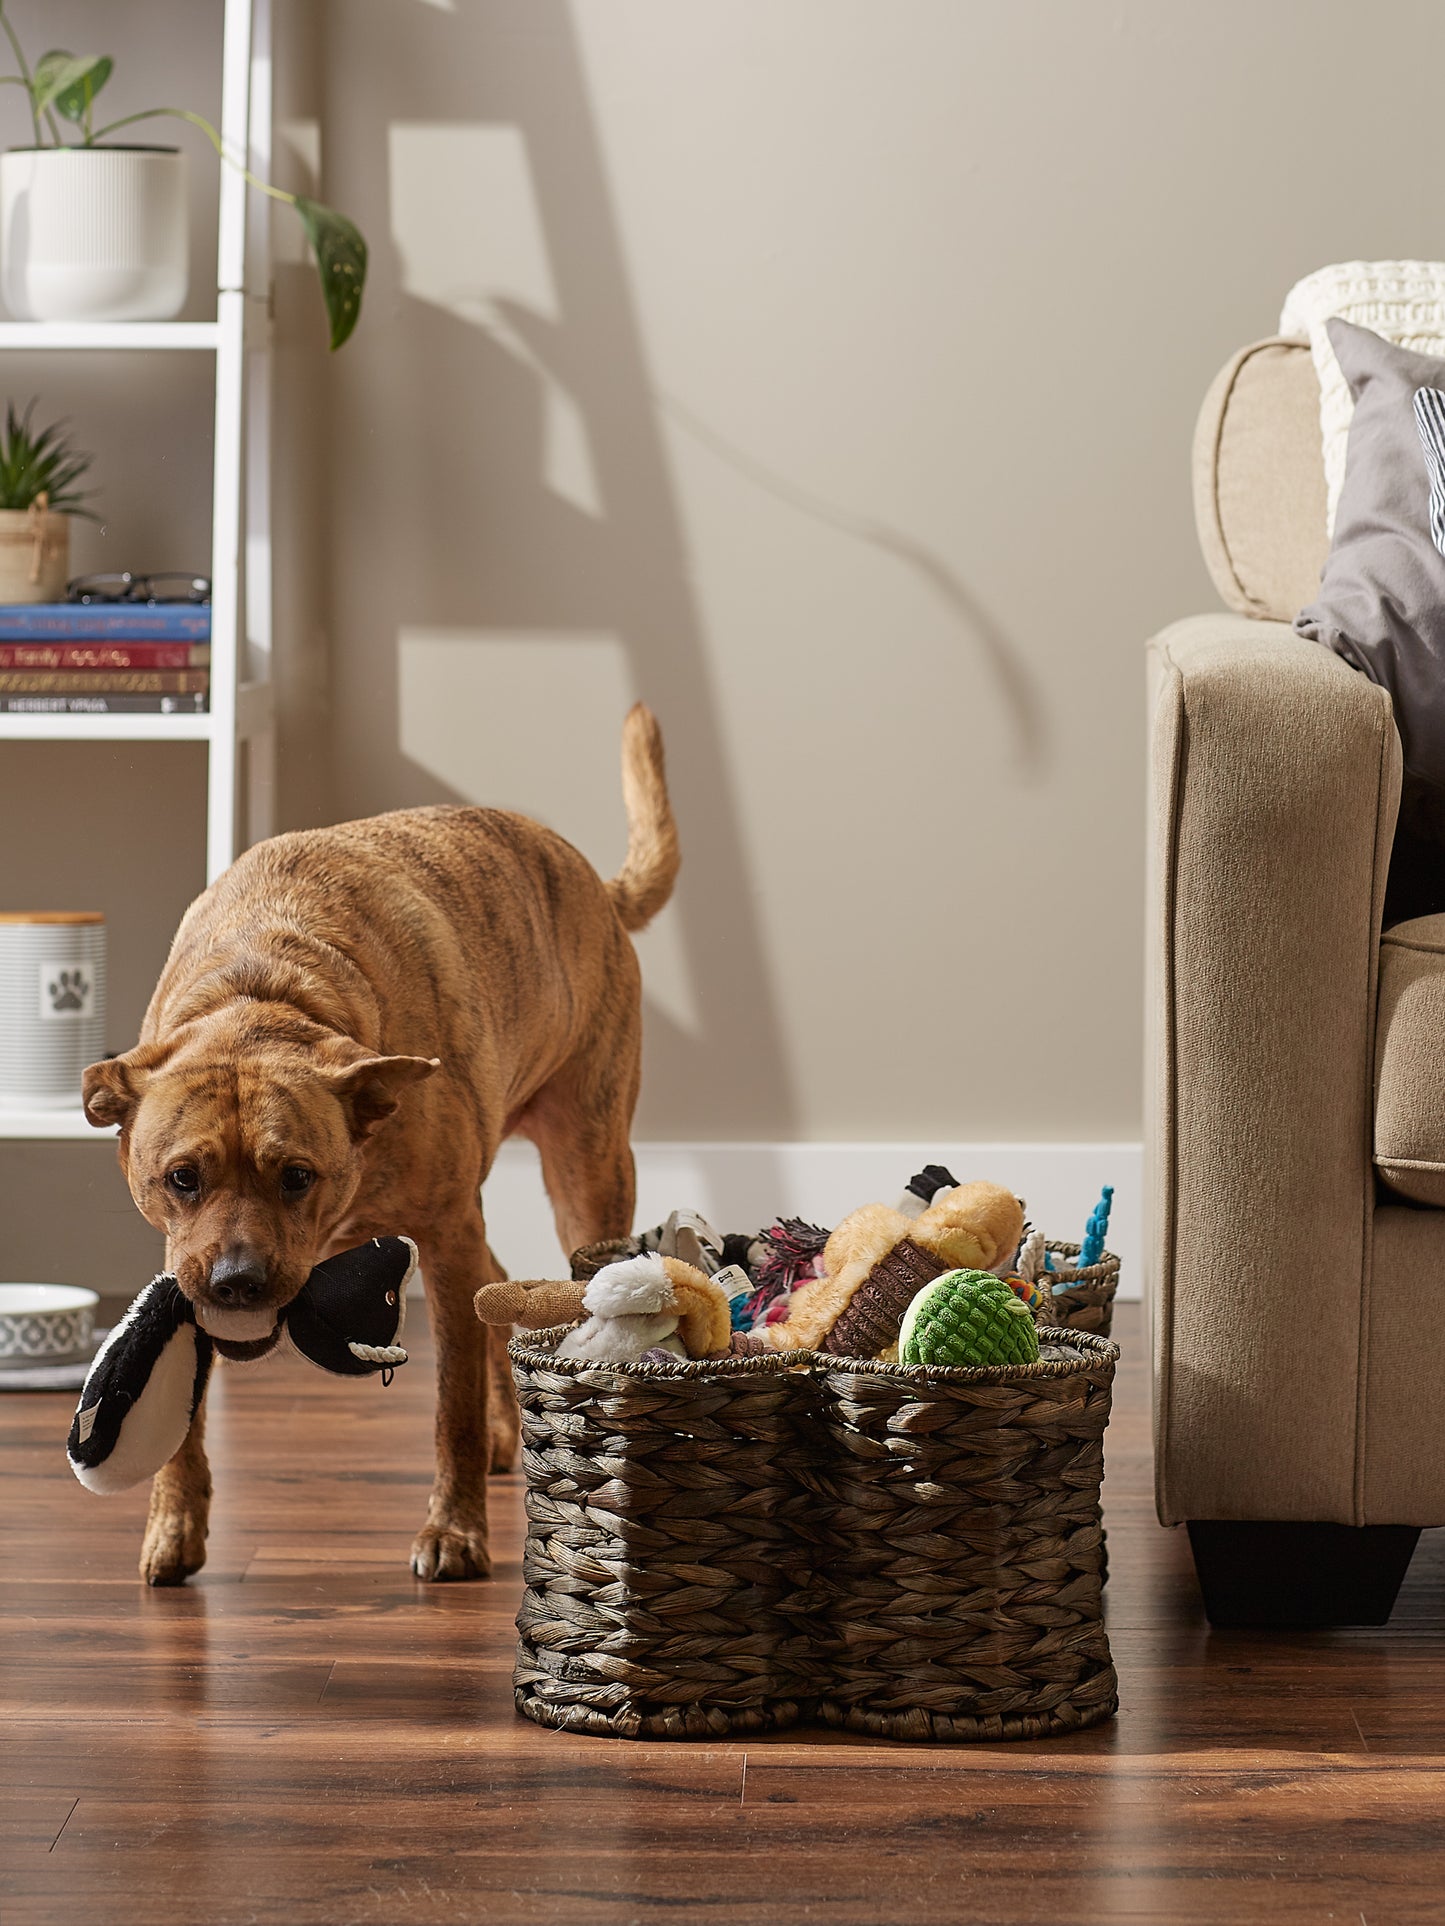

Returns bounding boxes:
[195,1250,283,1353]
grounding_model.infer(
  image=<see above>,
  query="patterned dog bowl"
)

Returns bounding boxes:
[0,1283,98,1364]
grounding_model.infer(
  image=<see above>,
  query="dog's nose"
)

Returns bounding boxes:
[207,1250,270,1307]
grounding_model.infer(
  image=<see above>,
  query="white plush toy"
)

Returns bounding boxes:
[554,1252,731,1364]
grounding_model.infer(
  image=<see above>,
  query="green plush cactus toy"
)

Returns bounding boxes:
[898,1268,1041,1368]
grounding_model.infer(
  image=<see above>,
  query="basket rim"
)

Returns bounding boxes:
[1044,1239,1120,1286]
[508,1324,817,1377]
[813,1327,1117,1386]
[509,1323,1118,1386]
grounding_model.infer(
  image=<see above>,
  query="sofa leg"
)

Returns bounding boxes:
[1186,1521,1421,1628]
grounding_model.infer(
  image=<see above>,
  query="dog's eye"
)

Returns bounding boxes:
[280,1165,315,1197]
[166,1165,201,1198]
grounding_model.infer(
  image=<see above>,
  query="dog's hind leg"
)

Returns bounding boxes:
[139,1390,212,1587]
[483,1240,520,1473]
[519,1046,640,1262]
[411,1200,497,1581]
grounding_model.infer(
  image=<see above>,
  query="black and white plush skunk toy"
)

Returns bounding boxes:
[67,1236,417,1495]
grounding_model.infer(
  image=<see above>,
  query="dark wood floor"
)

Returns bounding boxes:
[4,1301,1444,1925]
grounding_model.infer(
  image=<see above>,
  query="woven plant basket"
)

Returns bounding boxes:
[510,1325,1118,1743]
[1035,1241,1120,1337]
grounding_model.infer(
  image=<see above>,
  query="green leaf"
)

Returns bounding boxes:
[0,401,97,516]
[53,54,111,125]
[293,195,367,351]
[32,51,111,120]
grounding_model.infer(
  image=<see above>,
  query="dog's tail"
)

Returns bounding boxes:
[607,703,680,933]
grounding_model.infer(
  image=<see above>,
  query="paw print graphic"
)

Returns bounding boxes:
[49,969,88,1013]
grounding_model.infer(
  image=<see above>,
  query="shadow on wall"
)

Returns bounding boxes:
[325,0,799,1142]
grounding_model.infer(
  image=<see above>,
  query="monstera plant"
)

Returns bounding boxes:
[0,10,366,346]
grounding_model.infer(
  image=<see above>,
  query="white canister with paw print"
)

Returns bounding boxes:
[0,913,106,1109]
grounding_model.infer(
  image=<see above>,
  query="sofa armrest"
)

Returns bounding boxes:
[1147,614,1400,1524]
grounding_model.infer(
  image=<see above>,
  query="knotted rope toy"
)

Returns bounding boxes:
[67,1236,417,1495]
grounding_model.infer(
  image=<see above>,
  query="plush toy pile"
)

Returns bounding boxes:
[484,1170,1117,1372]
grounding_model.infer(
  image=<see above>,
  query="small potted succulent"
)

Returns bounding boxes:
[0,399,95,601]
[0,11,365,346]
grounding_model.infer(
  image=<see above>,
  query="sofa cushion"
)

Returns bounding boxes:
[1376,915,1445,1203]
[1193,338,1329,622]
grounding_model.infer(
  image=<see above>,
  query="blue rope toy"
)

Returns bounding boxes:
[1055,1184,1114,1292]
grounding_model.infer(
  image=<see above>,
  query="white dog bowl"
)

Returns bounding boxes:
[0,1283,98,1363]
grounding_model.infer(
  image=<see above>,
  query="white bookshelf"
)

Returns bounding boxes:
[0,0,276,1140]
[0,321,222,351]
[0,1107,104,1139]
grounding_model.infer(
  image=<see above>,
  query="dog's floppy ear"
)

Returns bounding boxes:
[322,1053,440,1141]
[82,1051,150,1130]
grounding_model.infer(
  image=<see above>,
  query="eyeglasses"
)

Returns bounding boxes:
[66,572,212,606]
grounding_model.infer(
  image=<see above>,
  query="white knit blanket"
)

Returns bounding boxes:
[1280,261,1445,536]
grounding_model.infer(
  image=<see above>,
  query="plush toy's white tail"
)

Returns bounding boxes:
[607,704,680,933]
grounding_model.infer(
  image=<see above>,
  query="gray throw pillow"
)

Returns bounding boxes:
[1296,318,1445,840]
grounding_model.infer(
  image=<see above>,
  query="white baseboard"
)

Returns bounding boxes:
[468,1140,1142,1298]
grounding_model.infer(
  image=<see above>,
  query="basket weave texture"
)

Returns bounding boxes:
[511,1327,1118,1743]
[1037,1241,1120,1337]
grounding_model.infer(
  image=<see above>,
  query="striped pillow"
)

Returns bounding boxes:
[1296,320,1445,847]
[1414,386,1445,559]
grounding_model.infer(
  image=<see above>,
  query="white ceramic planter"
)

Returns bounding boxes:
[0,912,106,1109]
[0,146,189,323]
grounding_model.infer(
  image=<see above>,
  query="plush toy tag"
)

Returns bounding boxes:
[67,1276,212,1495]
[283,1235,417,1377]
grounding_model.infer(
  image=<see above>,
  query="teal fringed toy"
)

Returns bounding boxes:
[1065,1184,1115,1288]
[898,1268,1041,1368]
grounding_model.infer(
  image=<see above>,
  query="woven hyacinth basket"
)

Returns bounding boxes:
[1037,1240,1120,1338]
[810,1334,1118,1742]
[510,1326,1118,1743]
[511,1333,830,1739]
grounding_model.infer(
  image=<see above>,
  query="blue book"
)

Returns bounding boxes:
[0,602,211,641]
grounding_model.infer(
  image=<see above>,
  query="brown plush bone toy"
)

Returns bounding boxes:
[475,1253,731,1364]
[764,1180,1025,1357]
[474,1277,588,1330]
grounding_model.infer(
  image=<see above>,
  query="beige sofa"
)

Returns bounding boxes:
[1148,338,1445,1626]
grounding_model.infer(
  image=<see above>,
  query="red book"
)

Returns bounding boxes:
[0,641,211,671]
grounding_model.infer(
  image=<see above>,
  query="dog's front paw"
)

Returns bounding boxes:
[410,1517,492,1582]
[140,1506,208,1587]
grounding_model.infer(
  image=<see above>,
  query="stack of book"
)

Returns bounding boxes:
[0,602,210,715]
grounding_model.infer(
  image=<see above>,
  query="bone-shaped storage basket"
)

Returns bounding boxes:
[509,1325,1118,1743]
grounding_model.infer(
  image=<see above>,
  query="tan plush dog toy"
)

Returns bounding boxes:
[764,1180,1025,1357]
[474,1253,731,1363]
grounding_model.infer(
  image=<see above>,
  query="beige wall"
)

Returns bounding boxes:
[314,0,1440,1142]
[4,0,1443,1282]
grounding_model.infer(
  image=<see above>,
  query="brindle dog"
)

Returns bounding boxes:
[82,705,678,1586]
